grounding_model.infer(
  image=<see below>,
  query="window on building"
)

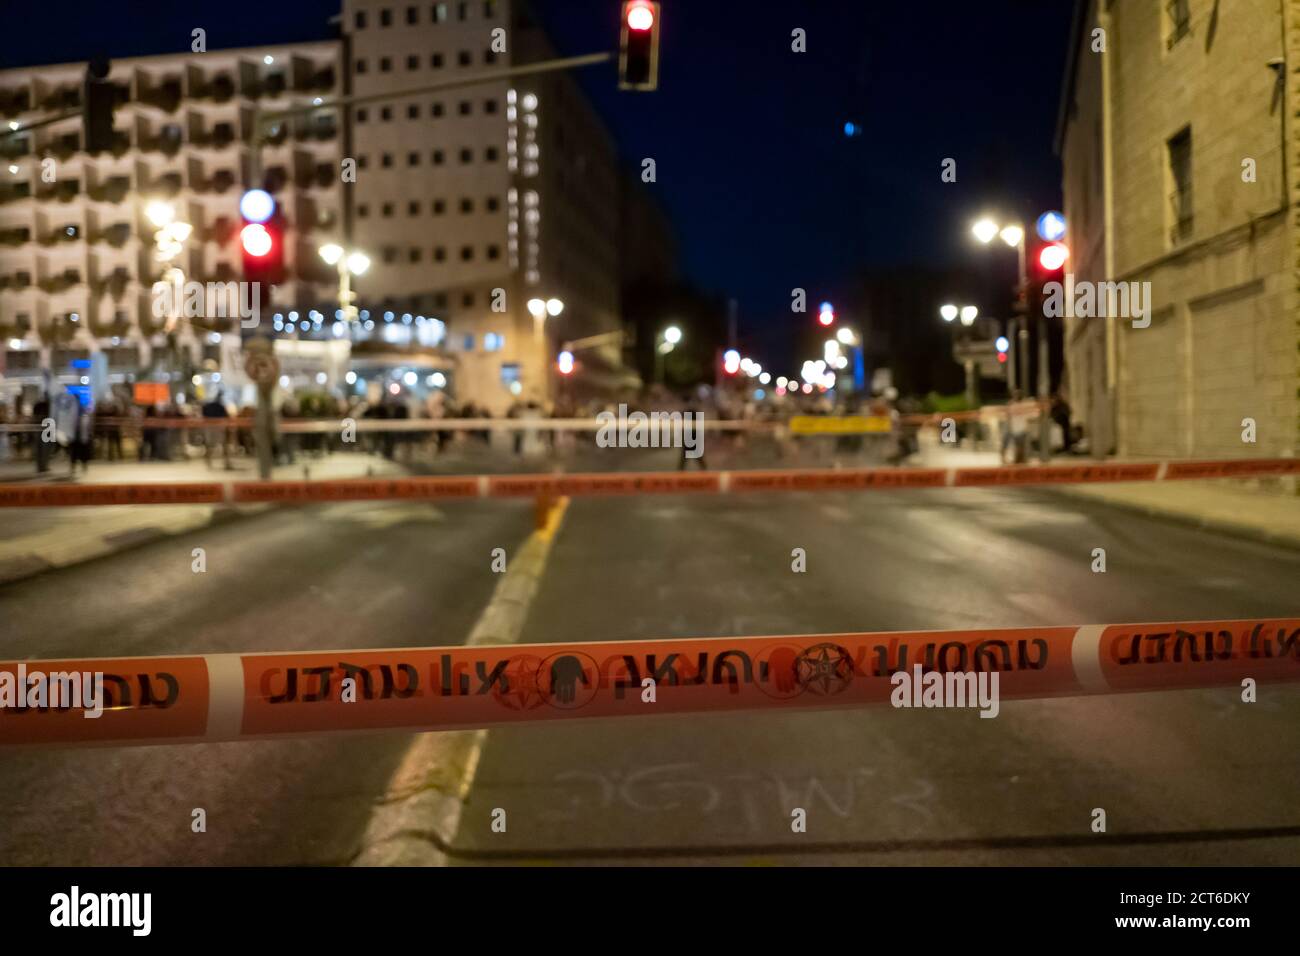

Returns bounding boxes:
[435,293,448,308]
[380,57,392,72]
[356,107,369,123]
[382,202,395,217]
[355,11,367,29]
[500,363,521,387]
[1167,126,1193,244]
[381,8,393,27]
[434,246,446,261]
[357,203,369,218]
[381,153,394,168]
[433,3,448,22]
[460,198,474,213]
[484,50,498,65]
[408,151,420,166]
[433,199,446,214]
[356,59,368,74]
[381,106,392,121]
[484,1,495,17]
[407,54,419,70]
[407,5,419,24]
[464,334,476,352]
[1166,0,1191,49]
[458,50,472,66]
[459,148,472,163]
[460,245,474,261]
[486,196,500,211]
[484,98,497,114]
[484,332,503,351]
[459,100,472,116]
[409,200,421,215]
[409,248,422,263]
[357,155,369,169]
[432,149,445,165]
[487,244,500,260]
[408,104,420,119]
[383,247,398,264]
[431,53,444,68]
[484,146,498,162]
[432,101,444,117]
[463,292,475,307]
[458,2,469,21]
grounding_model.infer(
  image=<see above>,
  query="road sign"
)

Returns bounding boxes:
[243,343,280,388]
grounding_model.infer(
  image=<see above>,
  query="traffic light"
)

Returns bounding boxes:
[996,335,1010,365]
[240,189,285,287]
[1038,242,1069,273]
[817,302,835,327]
[619,1,661,91]
[83,58,115,154]
[557,350,575,375]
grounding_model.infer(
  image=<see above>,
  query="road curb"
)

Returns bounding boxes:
[1045,485,1300,552]
[350,497,569,867]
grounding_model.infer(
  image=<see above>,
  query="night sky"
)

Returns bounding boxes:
[3,0,1074,368]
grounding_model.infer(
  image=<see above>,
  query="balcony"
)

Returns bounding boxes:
[1,135,32,159]
[87,176,130,204]
[139,79,182,113]
[0,181,31,205]
[140,125,183,157]
[0,226,31,246]
[36,179,80,203]
[39,87,80,113]
[0,87,31,117]
[92,223,132,248]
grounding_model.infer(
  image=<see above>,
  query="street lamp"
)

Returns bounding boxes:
[319,243,370,323]
[940,304,959,322]
[655,324,684,385]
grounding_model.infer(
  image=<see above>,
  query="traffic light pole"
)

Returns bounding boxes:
[247,51,613,185]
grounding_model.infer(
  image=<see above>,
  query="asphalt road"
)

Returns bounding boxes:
[2,469,1298,865]
[451,485,1300,864]
[0,497,533,865]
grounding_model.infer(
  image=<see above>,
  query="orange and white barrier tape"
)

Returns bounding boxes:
[0,457,1295,507]
[2,618,1296,749]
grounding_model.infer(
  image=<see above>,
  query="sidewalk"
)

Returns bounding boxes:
[0,453,406,586]
[910,434,1300,549]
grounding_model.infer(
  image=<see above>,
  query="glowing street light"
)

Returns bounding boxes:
[546,297,565,317]
[940,304,959,322]
[999,224,1024,248]
[319,243,370,321]
[971,218,999,244]
[527,298,548,318]
[960,305,979,326]
[663,325,682,345]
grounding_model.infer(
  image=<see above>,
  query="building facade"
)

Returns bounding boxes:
[1,0,640,413]
[1058,0,1300,466]
[0,42,343,404]
[342,0,625,412]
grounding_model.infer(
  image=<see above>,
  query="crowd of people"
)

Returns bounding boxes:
[0,382,1075,476]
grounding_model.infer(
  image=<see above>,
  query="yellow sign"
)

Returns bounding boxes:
[788,415,892,435]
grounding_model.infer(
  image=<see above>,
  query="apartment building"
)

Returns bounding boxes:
[1057,0,1300,464]
[0,42,343,404]
[342,0,625,411]
[0,1,643,413]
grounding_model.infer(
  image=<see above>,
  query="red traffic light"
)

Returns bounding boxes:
[626,0,654,30]
[1038,242,1069,271]
[997,352,1008,364]
[241,223,273,258]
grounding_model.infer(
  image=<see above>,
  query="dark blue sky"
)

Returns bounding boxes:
[3,0,1074,362]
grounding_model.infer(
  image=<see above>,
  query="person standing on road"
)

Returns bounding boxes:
[32,392,51,473]
[202,391,232,470]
